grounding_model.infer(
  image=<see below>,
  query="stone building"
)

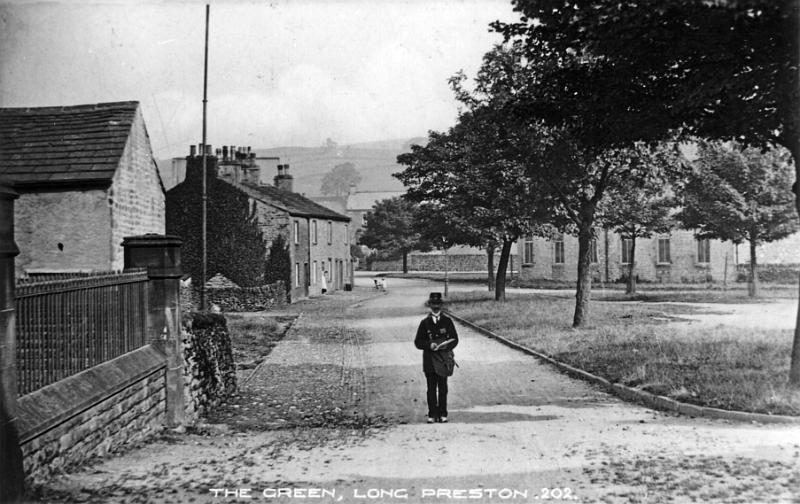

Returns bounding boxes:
[0,101,165,275]
[167,145,351,302]
[313,187,403,245]
[517,230,736,284]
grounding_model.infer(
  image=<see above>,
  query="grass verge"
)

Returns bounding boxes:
[447,291,800,416]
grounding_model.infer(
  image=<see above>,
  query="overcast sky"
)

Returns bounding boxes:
[0,0,517,158]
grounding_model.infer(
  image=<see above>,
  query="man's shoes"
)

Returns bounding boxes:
[427,417,435,424]
[439,417,448,423]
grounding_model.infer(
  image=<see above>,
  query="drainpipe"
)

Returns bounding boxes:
[604,229,609,283]
[308,217,313,296]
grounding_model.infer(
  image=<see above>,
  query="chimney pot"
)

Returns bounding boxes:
[190,145,196,157]
[222,146,228,159]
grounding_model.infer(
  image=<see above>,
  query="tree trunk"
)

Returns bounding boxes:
[402,250,408,274]
[788,133,800,383]
[486,245,496,292]
[573,220,594,327]
[785,6,800,385]
[495,239,512,302]
[626,235,637,295]
[748,238,760,298]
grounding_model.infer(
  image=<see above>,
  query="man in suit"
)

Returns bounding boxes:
[414,292,459,423]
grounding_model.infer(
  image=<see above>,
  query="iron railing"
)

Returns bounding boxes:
[15,269,149,396]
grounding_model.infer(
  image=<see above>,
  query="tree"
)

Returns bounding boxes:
[601,179,676,295]
[320,162,362,196]
[493,0,800,381]
[359,196,425,273]
[396,104,547,301]
[676,141,798,297]
[452,44,683,321]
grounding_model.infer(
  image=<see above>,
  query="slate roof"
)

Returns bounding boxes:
[238,181,350,222]
[0,101,140,188]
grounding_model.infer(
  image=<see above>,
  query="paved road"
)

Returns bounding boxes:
[38,275,800,503]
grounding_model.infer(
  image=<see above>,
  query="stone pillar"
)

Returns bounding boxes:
[0,184,25,502]
[122,234,184,427]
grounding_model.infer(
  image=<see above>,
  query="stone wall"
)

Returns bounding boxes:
[13,189,111,274]
[735,263,800,284]
[182,313,237,420]
[16,346,167,481]
[15,310,238,481]
[370,253,511,272]
[109,108,166,270]
[206,281,287,312]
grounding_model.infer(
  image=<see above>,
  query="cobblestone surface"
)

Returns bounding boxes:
[206,312,387,431]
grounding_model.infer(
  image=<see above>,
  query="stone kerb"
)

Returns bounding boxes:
[447,311,800,425]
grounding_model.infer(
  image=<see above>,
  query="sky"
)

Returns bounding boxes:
[0,0,518,159]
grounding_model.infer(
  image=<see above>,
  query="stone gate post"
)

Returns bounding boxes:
[122,234,184,427]
[0,184,25,502]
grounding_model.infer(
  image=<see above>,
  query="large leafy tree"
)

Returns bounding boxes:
[454,44,677,323]
[676,141,798,297]
[396,104,546,301]
[320,162,362,196]
[358,196,424,273]
[493,0,800,381]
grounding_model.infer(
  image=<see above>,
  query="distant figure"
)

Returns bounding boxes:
[414,292,458,424]
[380,278,387,291]
[321,269,328,294]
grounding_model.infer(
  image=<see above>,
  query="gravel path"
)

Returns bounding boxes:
[30,276,800,503]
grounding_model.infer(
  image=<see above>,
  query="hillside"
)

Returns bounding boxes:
[254,144,408,196]
[158,139,425,196]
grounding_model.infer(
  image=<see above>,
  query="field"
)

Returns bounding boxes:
[446,290,800,416]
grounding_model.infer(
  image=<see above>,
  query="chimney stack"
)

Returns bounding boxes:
[274,163,293,192]
[190,145,196,157]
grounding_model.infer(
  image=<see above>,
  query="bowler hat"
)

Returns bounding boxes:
[426,292,443,306]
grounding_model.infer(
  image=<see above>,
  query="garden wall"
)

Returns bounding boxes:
[206,281,286,312]
[183,312,237,420]
[16,312,239,481]
[736,263,800,284]
[16,346,167,481]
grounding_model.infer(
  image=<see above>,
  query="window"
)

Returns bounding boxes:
[327,221,333,244]
[697,238,711,263]
[293,221,299,245]
[621,237,633,264]
[345,225,349,245]
[295,263,300,287]
[657,237,671,264]
[589,239,598,264]
[312,261,317,284]
[312,220,318,245]
[523,237,535,264]
[553,235,565,264]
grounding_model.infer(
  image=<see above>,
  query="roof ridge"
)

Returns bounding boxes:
[0,101,139,114]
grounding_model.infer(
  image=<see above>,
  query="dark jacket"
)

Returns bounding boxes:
[414,312,459,374]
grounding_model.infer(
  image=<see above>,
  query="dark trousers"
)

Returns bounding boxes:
[425,372,448,418]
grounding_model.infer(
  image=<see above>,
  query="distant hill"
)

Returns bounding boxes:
[158,138,425,196]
